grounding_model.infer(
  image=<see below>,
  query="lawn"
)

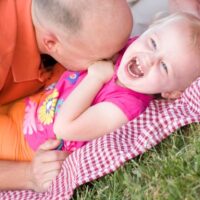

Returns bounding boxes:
[73,124,200,200]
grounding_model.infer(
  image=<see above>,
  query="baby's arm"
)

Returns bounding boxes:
[54,61,128,141]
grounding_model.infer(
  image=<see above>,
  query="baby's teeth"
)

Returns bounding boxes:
[136,58,139,65]
[137,65,143,74]
[136,58,144,74]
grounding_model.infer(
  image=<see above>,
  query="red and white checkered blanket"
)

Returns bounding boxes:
[1,78,200,200]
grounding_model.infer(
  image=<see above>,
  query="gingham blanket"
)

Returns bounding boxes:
[1,77,200,200]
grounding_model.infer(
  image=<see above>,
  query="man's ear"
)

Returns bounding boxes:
[161,91,182,99]
[43,34,58,53]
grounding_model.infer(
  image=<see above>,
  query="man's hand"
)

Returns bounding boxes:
[0,140,68,192]
[28,139,68,192]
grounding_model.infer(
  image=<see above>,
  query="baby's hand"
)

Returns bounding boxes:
[88,61,114,83]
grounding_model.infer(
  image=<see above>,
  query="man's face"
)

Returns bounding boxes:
[117,17,200,95]
[49,1,133,71]
[52,30,130,71]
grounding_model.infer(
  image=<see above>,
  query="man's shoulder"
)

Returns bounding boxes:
[0,0,17,89]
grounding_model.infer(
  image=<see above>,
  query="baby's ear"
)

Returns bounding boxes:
[161,91,182,99]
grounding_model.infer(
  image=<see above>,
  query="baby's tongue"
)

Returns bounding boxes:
[128,60,144,77]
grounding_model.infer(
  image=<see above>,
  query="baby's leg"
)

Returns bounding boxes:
[0,100,34,161]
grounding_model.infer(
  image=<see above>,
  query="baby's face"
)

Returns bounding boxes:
[117,16,200,95]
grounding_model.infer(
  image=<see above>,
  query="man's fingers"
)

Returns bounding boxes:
[38,139,61,151]
[35,150,68,163]
[40,161,64,175]
[30,140,69,192]
[40,170,61,190]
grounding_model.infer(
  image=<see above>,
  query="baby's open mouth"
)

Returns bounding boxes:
[127,57,144,78]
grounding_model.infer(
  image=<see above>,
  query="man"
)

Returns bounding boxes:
[0,0,133,192]
[0,0,133,104]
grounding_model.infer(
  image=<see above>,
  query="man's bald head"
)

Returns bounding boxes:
[32,0,133,70]
[32,0,84,33]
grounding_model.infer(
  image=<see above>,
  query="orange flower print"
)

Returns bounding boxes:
[38,89,59,125]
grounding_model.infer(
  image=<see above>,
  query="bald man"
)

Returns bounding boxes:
[0,0,133,192]
[0,0,133,104]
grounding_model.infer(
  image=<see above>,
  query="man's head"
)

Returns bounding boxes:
[32,0,133,71]
[117,12,200,99]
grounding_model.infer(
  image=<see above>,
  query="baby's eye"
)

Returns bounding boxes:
[161,61,168,74]
[150,38,157,49]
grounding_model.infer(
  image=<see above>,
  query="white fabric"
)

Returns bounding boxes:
[129,0,169,35]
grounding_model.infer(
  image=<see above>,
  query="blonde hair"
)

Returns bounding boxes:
[149,12,200,90]
[150,12,200,51]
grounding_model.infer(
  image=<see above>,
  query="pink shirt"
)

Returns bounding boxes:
[23,38,153,152]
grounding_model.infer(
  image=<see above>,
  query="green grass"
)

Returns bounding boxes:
[72,124,200,200]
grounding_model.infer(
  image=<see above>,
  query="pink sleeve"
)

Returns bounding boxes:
[105,94,151,121]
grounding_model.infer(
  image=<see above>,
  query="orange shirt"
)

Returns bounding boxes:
[0,0,64,105]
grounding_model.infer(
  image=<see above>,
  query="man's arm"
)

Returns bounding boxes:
[0,160,31,190]
[0,140,68,192]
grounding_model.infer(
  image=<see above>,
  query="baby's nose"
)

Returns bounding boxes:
[140,53,156,67]
[146,53,161,67]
